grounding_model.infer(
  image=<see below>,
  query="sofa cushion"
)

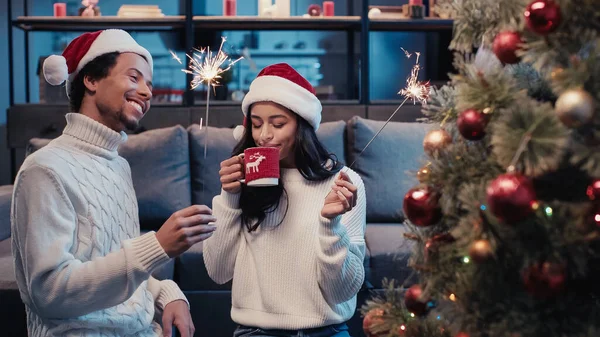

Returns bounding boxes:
[316,120,347,165]
[119,126,191,231]
[189,121,349,208]
[175,241,232,291]
[188,125,239,208]
[364,223,416,289]
[27,126,192,231]
[346,117,430,222]
[0,185,13,242]
[0,238,17,290]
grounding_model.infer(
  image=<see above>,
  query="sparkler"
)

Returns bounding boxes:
[348,49,430,169]
[174,37,243,159]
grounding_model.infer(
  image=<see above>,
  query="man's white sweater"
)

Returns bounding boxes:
[11,113,187,337]
[204,167,367,330]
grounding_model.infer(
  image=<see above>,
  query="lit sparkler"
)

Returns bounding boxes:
[348,49,430,169]
[175,36,243,158]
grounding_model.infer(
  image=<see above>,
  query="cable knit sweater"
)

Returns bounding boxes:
[204,167,367,330]
[10,113,188,337]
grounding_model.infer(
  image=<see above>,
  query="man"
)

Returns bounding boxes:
[11,29,215,337]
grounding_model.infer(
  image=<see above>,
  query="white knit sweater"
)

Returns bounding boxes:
[11,113,188,337]
[204,167,367,330]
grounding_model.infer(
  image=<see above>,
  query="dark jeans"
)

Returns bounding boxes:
[233,323,351,337]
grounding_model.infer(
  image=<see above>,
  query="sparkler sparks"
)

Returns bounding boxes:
[182,36,243,90]
[169,50,182,64]
[172,36,243,163]
[398,49,430,105]
[347,48,430,169]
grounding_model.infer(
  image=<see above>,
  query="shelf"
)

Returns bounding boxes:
[13,16,186,31]
[369,18,453,31]
[193,16,361,31]
[12,15,453,33]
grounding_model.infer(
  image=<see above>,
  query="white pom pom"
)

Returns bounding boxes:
[233,125,245,141]
[474,47,502,75]
[43,55,68,86]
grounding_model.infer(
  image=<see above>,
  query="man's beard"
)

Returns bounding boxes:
[117,109,140,131]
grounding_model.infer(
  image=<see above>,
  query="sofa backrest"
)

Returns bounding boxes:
[345,116,431,223]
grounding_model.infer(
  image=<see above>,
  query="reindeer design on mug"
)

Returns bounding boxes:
[246,153,266,174]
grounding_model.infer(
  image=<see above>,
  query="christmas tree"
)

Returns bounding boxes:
[361,1,600,337]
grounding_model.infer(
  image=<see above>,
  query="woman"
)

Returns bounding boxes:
[203,63,366,337]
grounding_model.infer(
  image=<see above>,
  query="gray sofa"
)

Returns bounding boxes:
[0,116,429,337]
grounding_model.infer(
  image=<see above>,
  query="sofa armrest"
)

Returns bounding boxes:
[0,185,13,241]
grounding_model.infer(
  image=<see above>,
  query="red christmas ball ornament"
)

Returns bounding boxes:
[522,261,566,299]
[363,308,385,337]
[457,109,489,140]
[492,31,523,64]
[455,333,470,337]
[587,179,600,201]
[486,174,537,224]
[524,0,562,35]
[404,285,429,316]
[403,186,442,227]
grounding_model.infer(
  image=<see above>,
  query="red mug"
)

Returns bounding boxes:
[241,147,279,186]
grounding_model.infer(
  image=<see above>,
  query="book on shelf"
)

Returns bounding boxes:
[117,5,165,18]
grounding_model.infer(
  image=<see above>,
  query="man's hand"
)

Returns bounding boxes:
[162,300,195,337]
[156,205,217,258]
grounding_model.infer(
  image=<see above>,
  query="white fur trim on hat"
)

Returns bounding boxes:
[241,75,322,131]
[43,55,69,86]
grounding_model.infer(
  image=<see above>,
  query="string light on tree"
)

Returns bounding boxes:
[587,179,600,201]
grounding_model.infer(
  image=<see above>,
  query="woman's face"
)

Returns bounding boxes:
[250,101,298,167]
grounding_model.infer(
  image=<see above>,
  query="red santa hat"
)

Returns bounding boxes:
[234,63,322,141]
[42,29,153,96]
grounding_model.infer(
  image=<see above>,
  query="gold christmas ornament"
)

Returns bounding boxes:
[423,129,452,154]
[469,239,494,263]
[417,165,431,182]
[555,88,595,128]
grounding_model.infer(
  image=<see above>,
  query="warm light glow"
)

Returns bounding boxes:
[545,207,553,217]
[531,201,540,210]
[449,293,457,301]
[412,190,426,200]
[400,325,406,331]
[180,36,243,90]
[463,256,470,264]
[398,48,430,105]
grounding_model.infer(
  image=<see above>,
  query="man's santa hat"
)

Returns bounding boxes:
[233,63,322,141]
[42,29,153,96]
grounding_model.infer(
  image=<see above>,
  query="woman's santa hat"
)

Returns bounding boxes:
[233,63,322,141]
[42,29,153,96]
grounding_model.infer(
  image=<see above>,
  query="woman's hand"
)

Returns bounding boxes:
[321,171,358,219]
[219,155,245,194]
